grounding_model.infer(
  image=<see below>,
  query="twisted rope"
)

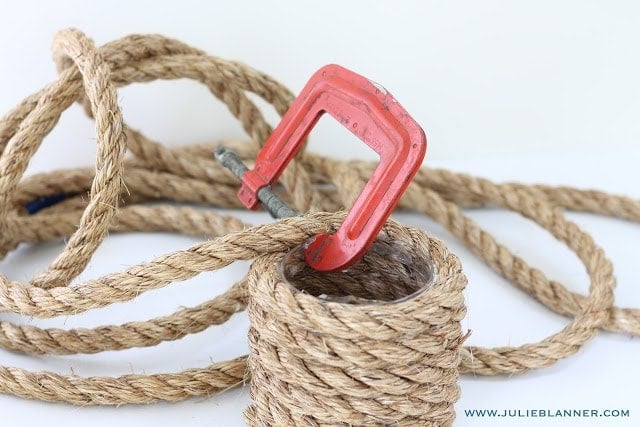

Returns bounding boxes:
[245,225,466,426]
[0,29,636,416]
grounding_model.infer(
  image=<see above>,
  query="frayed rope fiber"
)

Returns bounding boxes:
[0,28,637,425]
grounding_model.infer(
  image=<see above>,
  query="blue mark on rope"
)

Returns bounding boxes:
[25,193,67,214]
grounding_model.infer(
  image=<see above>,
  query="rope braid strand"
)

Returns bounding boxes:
[0,28,636,423]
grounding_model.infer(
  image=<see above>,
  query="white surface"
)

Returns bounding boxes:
[0,1,639,426]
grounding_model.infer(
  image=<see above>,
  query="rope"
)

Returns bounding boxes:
[245,225,466,426]
[0,28,637,423]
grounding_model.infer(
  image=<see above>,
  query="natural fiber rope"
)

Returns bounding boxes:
[245,225,467,426]
[0,28,636,415]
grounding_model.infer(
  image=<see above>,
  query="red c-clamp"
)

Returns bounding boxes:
[232,64,426,271]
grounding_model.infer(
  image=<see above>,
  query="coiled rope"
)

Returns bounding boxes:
[0,29,637,413]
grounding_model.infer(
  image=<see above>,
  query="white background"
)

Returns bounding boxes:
[0,1,639,426]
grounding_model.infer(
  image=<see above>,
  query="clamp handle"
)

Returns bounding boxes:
[238,64,427,272]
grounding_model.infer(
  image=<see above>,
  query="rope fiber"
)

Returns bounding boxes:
[0,28,638,422]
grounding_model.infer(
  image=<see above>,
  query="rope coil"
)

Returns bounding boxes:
[0,28,637,424]
[245,228,466,426]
